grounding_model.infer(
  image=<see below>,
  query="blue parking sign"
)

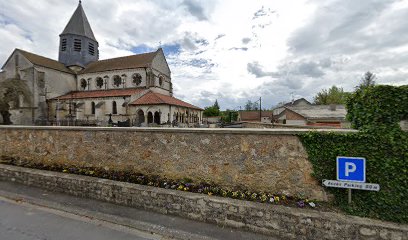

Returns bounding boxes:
[337,157,366,182]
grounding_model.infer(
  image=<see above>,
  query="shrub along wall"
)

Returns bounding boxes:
[300,85,408,223]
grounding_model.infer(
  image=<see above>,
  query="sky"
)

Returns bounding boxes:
[1,0,408,110]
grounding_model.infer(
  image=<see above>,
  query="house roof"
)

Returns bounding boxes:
[80,50,158,74]
[273,98,312,110]
[52,88,145,100]
[284,98,311,106]
[129,91,203,110]
[12,49,74,74]
[285,105,347,121]
[239,111,273,121]
[61,2,97,41]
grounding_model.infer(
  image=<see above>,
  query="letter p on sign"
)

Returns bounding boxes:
[345,162,356,176]
[337,157,366,182]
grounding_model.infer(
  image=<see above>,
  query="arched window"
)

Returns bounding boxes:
[91,102,95,114]
[132,73,142,86]
[159,75,164,86]
[95,77,103,89]
[80,79,87,90]
[113,75,121,87]
[112,101,117,114]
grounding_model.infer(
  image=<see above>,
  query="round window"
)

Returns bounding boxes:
[132,73,142,86]
[95,77,104,89]
[113,75,121,87]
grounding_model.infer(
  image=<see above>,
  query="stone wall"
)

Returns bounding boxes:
[0,164,406,240]
[0,126,356,200]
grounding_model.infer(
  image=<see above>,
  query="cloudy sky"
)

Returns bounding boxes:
[1,0,408,109]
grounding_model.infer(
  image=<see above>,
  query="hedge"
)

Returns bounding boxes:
[300,85,408,223]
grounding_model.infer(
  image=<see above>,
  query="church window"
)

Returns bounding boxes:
[112,101,117,114]
[91,102,95,114]
[95,77,103,89]
[61,39,67,51]
[88,42,95,55]
[113,75,121,87]
[74,39,82,52]
[80,79,87,90]
[132,73,142,86]
[159,75,164,86]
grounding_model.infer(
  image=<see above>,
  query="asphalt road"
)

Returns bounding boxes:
[0,180,275,240]
[0,197,157,240]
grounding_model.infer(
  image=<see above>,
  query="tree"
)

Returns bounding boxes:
[220,109,238,123]
[213,99,220,110]
[203,106,220,117]
[203,100,221,117]
[244,100,259,110]
[358,71,376,90]
[0,78,32,125]
[313,85,351,105]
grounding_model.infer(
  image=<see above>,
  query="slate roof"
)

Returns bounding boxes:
[16,49,74,74]
[129,91,203,110]
[80,50,158,74]
[239,111,273,121]
[53,88,145,100]
[285,105,347,121]
[61,2,97,41]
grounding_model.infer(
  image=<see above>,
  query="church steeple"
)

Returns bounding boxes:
[58,1,99,68]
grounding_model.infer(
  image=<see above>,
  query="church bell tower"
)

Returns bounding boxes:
[58,1,99,69]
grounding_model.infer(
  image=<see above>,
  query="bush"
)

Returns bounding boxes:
[300,85,408,223]
[300,131,408,223]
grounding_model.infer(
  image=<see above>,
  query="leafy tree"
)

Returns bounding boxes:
[313,85,351,105]
[203,106,220,117]
[0,78,32,124]
[220,109,238,123]
[203,100,221,117]
[244,100,259,110]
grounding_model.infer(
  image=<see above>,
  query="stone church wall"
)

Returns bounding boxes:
[0,126,340,201]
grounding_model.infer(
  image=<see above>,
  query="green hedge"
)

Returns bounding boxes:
[300,85,408,223]
[346,85,408,130]
[300,131,407,223]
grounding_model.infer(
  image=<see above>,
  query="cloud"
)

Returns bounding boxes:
[181,0,207,21]
[247,62,272,78]
[242,38,251,44]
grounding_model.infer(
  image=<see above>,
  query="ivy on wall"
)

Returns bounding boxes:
[300,85,408,223]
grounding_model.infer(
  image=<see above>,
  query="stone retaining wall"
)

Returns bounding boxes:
[0,126,358,200]
[0,164,406,240]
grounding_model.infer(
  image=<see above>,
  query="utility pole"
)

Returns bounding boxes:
[259,97,262,122]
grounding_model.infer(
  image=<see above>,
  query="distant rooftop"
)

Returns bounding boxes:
[286,105,347,120]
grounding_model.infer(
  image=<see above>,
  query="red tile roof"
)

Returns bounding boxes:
[80,50,158,74]
[53,88,146,100]
[130,91,202,110]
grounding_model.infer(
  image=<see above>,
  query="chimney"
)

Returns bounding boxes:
[329,104,336,111]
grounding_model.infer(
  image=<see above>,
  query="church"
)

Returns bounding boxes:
[0,1,203,126]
